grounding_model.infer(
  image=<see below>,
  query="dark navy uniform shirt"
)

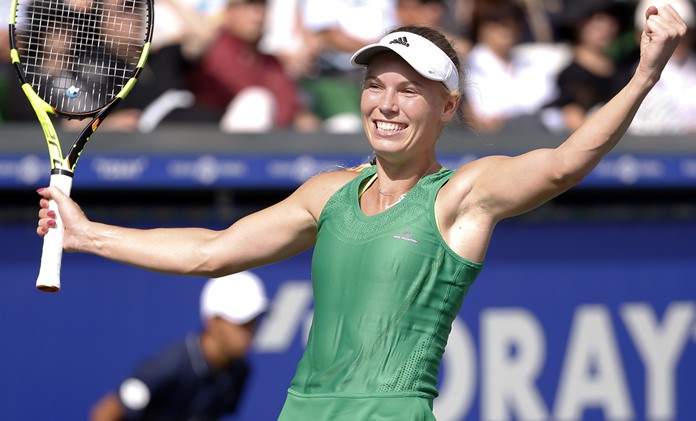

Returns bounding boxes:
[117,333,249,421]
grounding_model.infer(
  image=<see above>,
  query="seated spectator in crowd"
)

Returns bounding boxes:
[258,0,324,132]
[90,271,269,421]
[461,0,560,133]
[126,0,225,133]
[186,0,317,132]
[260,0,320,81]
[396,0,471,57]
[454,0,559,46]
[299,0,398,132]
[628,0,696,136]
[0,0,13,122]
[10,0,218,132]
[541,0,633,133]
[92,0,220,133]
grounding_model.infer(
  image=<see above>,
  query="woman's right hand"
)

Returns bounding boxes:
[36,186,89,252]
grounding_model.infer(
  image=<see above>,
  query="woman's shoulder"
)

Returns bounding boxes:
[441,155,511,196]
[296,167,365,201]
[310,167,366,187]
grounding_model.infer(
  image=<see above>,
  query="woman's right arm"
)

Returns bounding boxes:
[36,170,355,278]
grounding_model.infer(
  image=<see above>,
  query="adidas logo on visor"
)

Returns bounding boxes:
[389,37,410,47]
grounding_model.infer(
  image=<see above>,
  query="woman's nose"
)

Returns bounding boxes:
[378,89,399,115]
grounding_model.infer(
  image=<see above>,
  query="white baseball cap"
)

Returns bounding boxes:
[200,271,269,324]
[635,0,695,29]
[350,31,459,92]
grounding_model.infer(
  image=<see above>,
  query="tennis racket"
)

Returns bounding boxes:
[9,0,153,292]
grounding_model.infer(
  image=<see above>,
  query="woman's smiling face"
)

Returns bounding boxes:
[360,52,458,161]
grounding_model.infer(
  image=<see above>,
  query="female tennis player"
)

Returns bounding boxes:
[37,5,686,420]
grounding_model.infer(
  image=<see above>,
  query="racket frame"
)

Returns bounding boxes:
[8,0,153,291]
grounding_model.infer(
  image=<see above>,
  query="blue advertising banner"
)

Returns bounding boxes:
[1,217,695,421]
[2,152,696,189]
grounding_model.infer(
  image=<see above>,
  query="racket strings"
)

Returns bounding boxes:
[13,0,150,114]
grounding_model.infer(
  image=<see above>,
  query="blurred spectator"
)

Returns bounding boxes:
[628,0,696,136]
[396,0,471,57]
[520,0,559,43]
[0,0,12,122]
[260,0,320,80]
[186,0,317,132]
[80,0,191,132]
[541,0,633,133]
[81,0,231,132]
[453,0,475,43]
[0,0,8,61]
[453,0,560,47]
[4,0,119,124]
[461,0,561,133]
[299,0,398,132]
[89,271,269,421]
[258,0,324,132]
[119,0,223,132]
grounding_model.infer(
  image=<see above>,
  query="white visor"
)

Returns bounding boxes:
[351,31,459,92]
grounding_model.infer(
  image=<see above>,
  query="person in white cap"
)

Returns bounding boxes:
[89,271,268,421]
[39,5,686,420]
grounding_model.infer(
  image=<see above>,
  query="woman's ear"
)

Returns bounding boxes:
[442,92,461,122]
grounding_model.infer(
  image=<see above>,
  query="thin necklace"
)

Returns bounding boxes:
[379,191,407,209]
[377,161,438,209]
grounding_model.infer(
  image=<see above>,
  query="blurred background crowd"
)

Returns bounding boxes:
[1,0,695,136]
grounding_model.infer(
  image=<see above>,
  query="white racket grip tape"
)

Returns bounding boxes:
[36,172,74,292]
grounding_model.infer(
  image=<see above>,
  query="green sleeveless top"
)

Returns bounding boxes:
[278,165,483,420]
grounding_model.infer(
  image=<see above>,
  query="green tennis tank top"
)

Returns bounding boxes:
[278,165,483,420]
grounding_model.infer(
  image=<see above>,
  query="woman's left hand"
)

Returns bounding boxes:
[636,4,688,83]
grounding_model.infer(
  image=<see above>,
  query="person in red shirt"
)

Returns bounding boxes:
[187,0,314,132]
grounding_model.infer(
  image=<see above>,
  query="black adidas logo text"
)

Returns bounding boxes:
[389,37,409,47]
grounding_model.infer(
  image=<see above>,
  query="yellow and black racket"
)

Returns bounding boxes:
[9,0,153,292]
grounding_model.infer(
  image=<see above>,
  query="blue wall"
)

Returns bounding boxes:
[2,216,695,421]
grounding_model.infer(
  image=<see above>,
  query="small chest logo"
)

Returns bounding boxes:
[389,37,410,47]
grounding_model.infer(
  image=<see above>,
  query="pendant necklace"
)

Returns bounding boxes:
[377,161,438,209]
[378,189,407,209]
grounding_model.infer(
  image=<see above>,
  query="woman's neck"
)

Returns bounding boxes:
[375,159,440,198]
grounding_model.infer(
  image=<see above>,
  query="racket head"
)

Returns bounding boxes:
[7,0,153,293]
[9,0,154,119]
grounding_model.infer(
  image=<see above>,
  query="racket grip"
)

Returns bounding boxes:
[36,172,74,292]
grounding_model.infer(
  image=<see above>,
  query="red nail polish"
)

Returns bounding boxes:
[47,220,56,227]
[47,210,56,218]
